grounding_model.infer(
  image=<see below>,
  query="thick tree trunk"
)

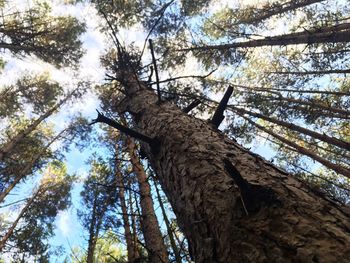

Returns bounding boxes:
[125,136,169,263]
[115,159,140,262]
[115,74,350,262]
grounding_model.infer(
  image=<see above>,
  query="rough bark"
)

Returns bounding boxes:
[182,23,350,52]
[125,136,169,263]
[115,158,140,262]
[128,185,141,259]
[114,73,350,263]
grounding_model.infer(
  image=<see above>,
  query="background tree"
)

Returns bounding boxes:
[0,161,74,260]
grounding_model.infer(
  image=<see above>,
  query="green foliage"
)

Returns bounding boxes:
[0,73,64,118]
[3,161,74,260]
[0,1,86,67]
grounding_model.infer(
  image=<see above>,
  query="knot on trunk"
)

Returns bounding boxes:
[224,159,282,214]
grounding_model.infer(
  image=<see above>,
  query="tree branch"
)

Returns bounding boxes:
[149,39,162,102]
[210,86,233,128]
[91,110,159,150]
[183,99,201,113]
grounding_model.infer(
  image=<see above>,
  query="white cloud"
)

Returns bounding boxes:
[56,210,73,237]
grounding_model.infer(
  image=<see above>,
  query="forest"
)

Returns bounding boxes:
[0,0,349,262]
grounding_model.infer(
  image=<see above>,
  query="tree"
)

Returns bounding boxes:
[92,52,350,261]
[0,1,85,67]
[78,158,118,263]
[0,161,74,260]
[124,135,169,263]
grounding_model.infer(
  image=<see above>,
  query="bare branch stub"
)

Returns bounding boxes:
[183,99,201,113]
[210,86,234,128]
[149,39,162,102]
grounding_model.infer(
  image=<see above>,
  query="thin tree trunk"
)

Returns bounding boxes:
[152,175,182,263]
[264,95,350,117]
[0,188,40,251]
[239,114,350,178]
[230,105,350,151]
[267,69,350,75]
[182,23,350,52]
[236,0,325,25]
[0,91,74,161]
[128,184,142,260]
[113,72,350,262]
[87,197,98,263]
[115,157,140,262]
[0,129,65,203]
[231,83,350,96]
[125,136,169,263]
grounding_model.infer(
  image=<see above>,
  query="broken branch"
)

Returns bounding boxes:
[183,99,201,113]
[149,39,162,102]
[210,86,233,128]
[91,110,159,149]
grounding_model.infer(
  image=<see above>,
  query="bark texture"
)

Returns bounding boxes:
[125,136,169,263]
[116,74,350,263]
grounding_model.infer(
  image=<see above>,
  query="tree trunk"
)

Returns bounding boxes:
[231,83,350,96]
[152,175,182,263]
[87,197,98,263]
[125,136,169,263]
[267,69,350,75]
[183,23,350,52]
[0,129,65,203]
[229,105,350,151]
[115,158,140,263]
[0,91,74,161]
[0,188,40,251]
[128,185,142,260]
[114,73,350,262]
[236,0,325,25]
